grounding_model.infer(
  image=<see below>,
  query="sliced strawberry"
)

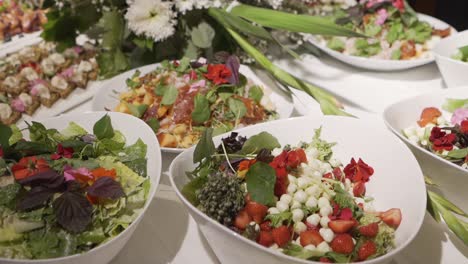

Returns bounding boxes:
[417,107,441,127]
[330,233,354,254]
[234,210,252,230]
[328,220,355,234]
[245,201,269,224]
[257,231,274,247]
[299,230,324,247]
[274,167,289,197]
[359,222,379,237]
[260,221,272,232]
[296,148,307,163]
[358,240,377,261]
[323,172,333,179]
[332,167,343,181]
[319,257,333,263]
[271,226,291,247]
[380,208,402,228]
[305,221,319,231]
[353,181,366,197]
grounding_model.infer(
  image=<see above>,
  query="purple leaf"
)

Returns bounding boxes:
[17,186,55,211]
[53,191,93,233]
[18,170,65,190]
[225,55,240,85]
[87,176,125,200]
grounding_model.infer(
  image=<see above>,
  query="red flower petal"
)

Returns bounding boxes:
[461,120,468,134]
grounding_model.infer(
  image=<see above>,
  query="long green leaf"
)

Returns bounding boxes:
[426,192,441,223]
[209,8,351,116]
[230,4,363,37]
[428,191,468,217]
[435,202,468,245]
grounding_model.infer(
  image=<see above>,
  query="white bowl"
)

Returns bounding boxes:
[92,63,294,154]
[434,30,468,87]
[1,111,162,264]
[307,14,454,71]
[383,86,468,211]
[169,115,426,264]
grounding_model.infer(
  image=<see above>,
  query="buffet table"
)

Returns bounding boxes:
[63,53,468,264]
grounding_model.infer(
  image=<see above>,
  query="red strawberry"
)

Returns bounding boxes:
[296,148,307,163]
[319,257,333,263]
[257,231,274,247]
[299,230,324,247]
[245,201,269,224]
[332,167,343,181]
[274,167,289,197]
[328,220,355,233]
[323,172,333,179]
[353,181,366,197]
[380,208,402,228]
[271,226,291,247]
[359,222,379,237]
[305,221,319,231]
[358,240,377,261]
[234,210,252,230]
[260,221,272,232]
[330,234,354,254]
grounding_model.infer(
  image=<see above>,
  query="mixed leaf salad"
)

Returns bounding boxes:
[0,115,150,259]
[114,56,278,149]
[318,0,451,60]
[403,98,468,169]
[183,129,402,262]
[452,45,468,62]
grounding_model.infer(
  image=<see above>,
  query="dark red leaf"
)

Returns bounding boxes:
[53,191,93,233]
[17,186,55,211]
[87,176,125,200]
[18,170,65,190]
[225,55,240,85]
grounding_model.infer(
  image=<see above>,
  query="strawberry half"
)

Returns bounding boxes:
[359,222,379,237]
[260,221,272,232]
[299,230,324,247]
[245,201,269,224]
[330,233,354,254]
[328,219,355,233]
[257,231,274,247]
[380,208,402,228]
[358,240,377,261]
[234,210,252,230]
[271,226,291,247]
[353,181,366,197]
[319,257,332,263]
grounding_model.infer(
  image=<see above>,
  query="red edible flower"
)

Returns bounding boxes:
[51,144,74,160]
[12,156,50,180]
[392,0,405,12]
[429,127,457,151]
[204,64,232,85]
[343,158,374,183]
[460,120,468,134]
[91,167,117,180]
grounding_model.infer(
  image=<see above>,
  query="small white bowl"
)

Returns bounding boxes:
[434,30,468,87]
[169,115,426,264]
[1,112,162,264]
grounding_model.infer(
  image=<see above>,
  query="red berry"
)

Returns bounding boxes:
[332,167,343,181]
[328,220,355,234]
[274,168,289,197]
[271,226,291,247]
[245,201,269,224]
[260,221,272,232]
[358,240,377,261]
[299,230,324,247]
[330,234,354,254]
[234,210,251,230]
[353,181,366,197]
[359,222,379,237]
[257,231,274,247]
[380,208,402,228]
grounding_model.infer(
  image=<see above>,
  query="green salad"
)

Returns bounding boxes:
[0,115,150,259]
[452,45,468,62]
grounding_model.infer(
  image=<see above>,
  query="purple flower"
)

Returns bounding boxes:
[451,108,468,125]
[376,8,388,25]
[11,98,25,112]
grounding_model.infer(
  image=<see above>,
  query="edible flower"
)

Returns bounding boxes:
[343,158,374,183]
[51,144,74,160]
[392,0,405,12]
[11,98,25,112]
[12,156,50,180]
[204,64,231,85]
[237,159,256,179]
[429,127,457,151]
[60,67,74,78]
[91,167,117,180]
[64,165,92,182]
[451,108,468,126]
[417,107,441,127]
[375,8,388,25]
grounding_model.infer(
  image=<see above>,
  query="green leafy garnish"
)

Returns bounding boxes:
[240,132,280,154]
[310,127,336,161]
[161,86,179,105]
[93,115,115,140]
[245,162,276,206]
[193,128,216,163]
[265,211,292,227]
[192,94,211,124]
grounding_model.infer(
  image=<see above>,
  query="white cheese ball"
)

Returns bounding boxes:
[306,213,321,227]
[276,201,289,212]
[305,185,320,197]
[322,192,331,201]
[320,205,333,217]
[268,207,280,215]
[288,174,298,184]
[305,197,318,208]
[294,190,308,203]
[280,194,292,205]
[317,241,331,253]
[297,177,311,189]
[319,228,335,243]
[294,222,307,234]
[287,183,298,194]
[320,216,330,228]
[290,200,301,210]
[318,197,330,208]
[292,209,305,223]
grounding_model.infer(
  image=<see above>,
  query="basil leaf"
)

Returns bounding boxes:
[248,85,264,103]
[154,83,168,96]
[192,94,211,124]
[127,103,148,118]
[0,123,12,150]
[93,115,115,140]
[447,148,468,159]
[146,118,160,133]
[245,162,276,206]
[161,86,179,105]
[228,97,247,118]
[241,132,280,154]
[125,78,140,89]
[193,128,215,163]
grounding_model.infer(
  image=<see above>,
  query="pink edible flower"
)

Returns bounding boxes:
[63,165,92,182]
[73,46,84,54]
[189,79,206,92]
[60,67,75,78]
[451,108,468,125]
[375,8,388,25]
[11,98,25,112]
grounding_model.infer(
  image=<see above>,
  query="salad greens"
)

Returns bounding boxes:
[0,115,150,260]
[452,45,468,62]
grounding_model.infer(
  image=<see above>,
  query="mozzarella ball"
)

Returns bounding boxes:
[288,174,298,184]
[287,183,298,194]
[268,207,280,214]
[305,185,320,197]
[297,177,311,189]
[306,213,321,226]
[305,197,318,208]
[319,228,334,243]
[304,244,316,251]
[294,222,307,234]
[317,241,331,253]
[320,205,333,217]
[291,200,301,209]
[320,216,330,227]
[292,208,305,223]
[276,201,289,212]
[294,190,308,203]
[318,197,330,208]
[280,194,293,205]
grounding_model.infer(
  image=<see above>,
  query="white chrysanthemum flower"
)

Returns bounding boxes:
[174,0,195,14]
[125,0,177,42]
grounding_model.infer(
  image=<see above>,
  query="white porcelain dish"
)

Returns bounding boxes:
[0,111,162,264]
[169,115,426,264]
[383,86,468,210]
[433,30,468,87]
[307,14,454,71]
[92,63,295,153]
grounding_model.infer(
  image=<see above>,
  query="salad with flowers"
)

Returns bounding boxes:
[0,115,150,259]
[183,129,402,262]
[316,0,451,60]
[403,98,468,169]
[114,56,278,149]
[452,45,468,62]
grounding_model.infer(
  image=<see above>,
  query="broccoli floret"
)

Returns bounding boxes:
[196,173,245,226]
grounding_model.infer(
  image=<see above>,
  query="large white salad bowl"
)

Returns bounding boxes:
[433,30,468,87]
[169,115,427,264]
[1,111,162,264]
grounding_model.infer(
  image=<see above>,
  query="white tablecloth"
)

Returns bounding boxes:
[64,53,468,264]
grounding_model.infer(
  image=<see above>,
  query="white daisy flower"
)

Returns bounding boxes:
[174,0,195,14]
[125,0,177,42]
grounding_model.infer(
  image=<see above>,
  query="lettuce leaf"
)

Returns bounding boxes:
[97,156,146,193]
[9,125,23,145]
[60,122,88,139]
